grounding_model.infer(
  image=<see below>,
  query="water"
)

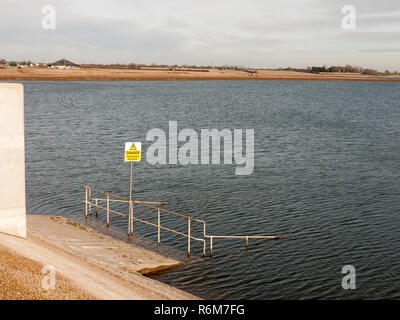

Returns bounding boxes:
[20,80,400,299]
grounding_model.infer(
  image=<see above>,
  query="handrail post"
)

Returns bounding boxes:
[187,219,191,257]
[210,236,213,256]
[246,236,248,249]
[106,193,110,228]
[95,199,98,217]
[88,189,92,215]
[85,187,88,218]
[157,207,161,245]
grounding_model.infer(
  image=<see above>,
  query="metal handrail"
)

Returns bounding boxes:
[83,185,281,256]
[84,185,205,256]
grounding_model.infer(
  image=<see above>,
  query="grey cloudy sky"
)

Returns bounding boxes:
[1,0,400,71]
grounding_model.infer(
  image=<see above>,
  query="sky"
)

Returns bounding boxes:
[1,0,399,71]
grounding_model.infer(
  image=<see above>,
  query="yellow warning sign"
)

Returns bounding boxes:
[125,142,141,162]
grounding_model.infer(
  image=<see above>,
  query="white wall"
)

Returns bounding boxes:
[0,83,26,238]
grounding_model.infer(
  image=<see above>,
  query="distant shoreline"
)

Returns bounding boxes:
[1,67,399,82]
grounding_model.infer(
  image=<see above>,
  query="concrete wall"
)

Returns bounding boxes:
[0,83,26,238]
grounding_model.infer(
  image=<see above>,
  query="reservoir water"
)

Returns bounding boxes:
[22,80,400,299]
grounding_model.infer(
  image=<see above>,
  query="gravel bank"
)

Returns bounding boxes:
[0,245,93,300]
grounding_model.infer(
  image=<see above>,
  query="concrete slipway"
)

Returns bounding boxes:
[0,215,199,300]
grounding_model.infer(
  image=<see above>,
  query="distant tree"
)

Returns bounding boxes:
[344,65,355,72]
[362,68,378,75]
[329,66,343,72]
[344,65,362,73]
[311,66,327,73]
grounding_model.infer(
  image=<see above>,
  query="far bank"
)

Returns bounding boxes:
[1,67,399,82]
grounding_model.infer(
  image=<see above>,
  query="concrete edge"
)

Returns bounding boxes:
[27,216,200,300]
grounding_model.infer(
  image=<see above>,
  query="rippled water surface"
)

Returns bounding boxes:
[22,80,400,299]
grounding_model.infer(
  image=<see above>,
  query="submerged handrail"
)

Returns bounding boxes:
[83,185,281,256]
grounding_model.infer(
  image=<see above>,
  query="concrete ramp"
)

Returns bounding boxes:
[0,83,26,238]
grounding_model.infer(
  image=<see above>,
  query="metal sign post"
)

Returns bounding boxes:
[124,142,142,238]
[129,162,133,201]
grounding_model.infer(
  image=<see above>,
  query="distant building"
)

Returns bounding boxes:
[48,58,79,69]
